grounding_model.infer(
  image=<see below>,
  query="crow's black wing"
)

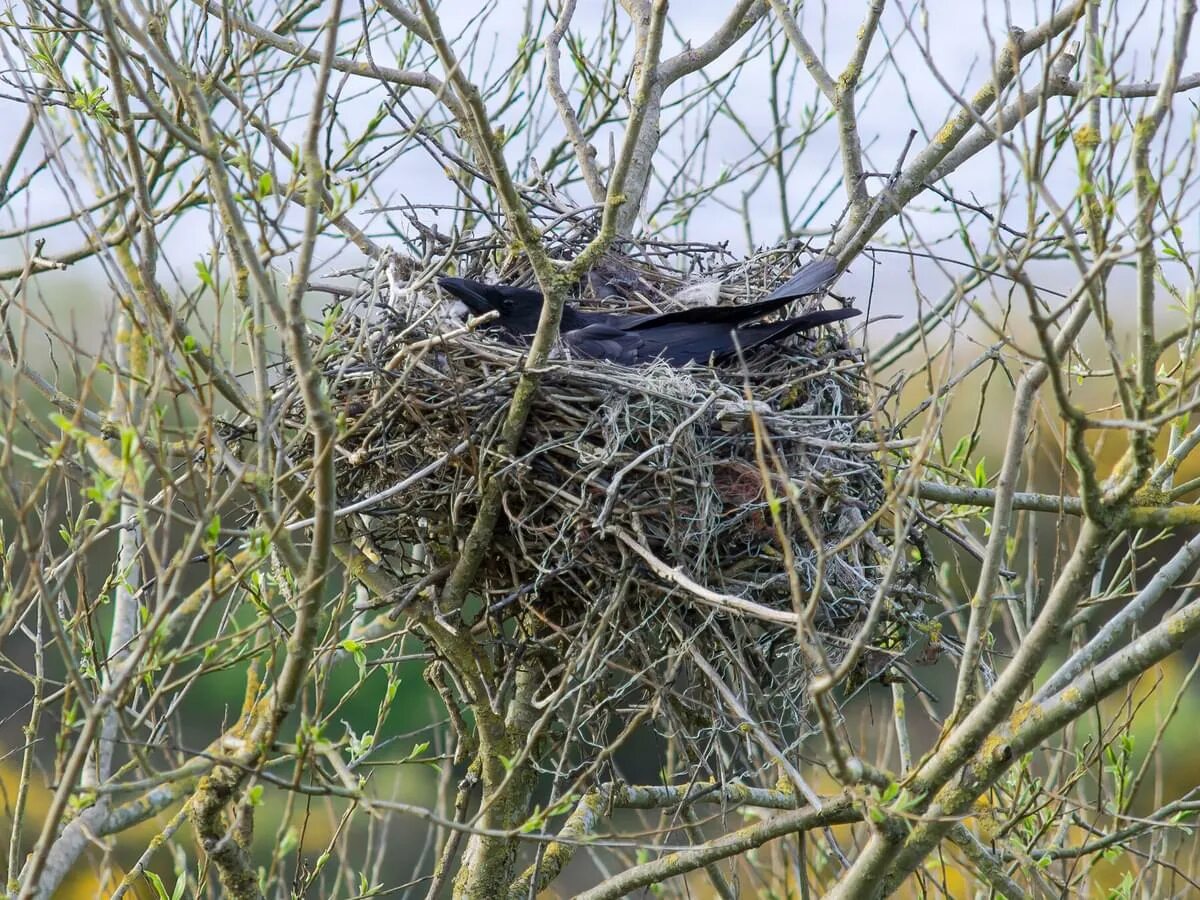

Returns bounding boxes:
[564,322,729,365]
[564,305,859,367]
[711,307,861,362]
[639,306,859,365]
[562,324,648,365]
[620,258,839,331]
[758,257,840,303]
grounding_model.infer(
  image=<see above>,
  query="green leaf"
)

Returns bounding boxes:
[406,740,430,761]
[948,434,970,468]
[205,514,221,547]
[972,457,988,488]
[120,426,138,463]
[50,412,81,437]
[194,258,214,290]
[340,639,366,680]
[143,871,169,900]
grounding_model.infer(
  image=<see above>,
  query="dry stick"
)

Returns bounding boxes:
[595,397,716,528]
[611,528,798,626]
[283,441,470,532]
[685,646,824,807]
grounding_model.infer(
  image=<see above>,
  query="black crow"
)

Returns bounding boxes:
[436,275,666,338]
[436,258,856,366]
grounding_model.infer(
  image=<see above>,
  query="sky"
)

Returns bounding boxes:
[1,0,1199,333]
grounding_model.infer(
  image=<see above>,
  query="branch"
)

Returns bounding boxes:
[18,544,267,897]
[659,1,767,86]
[572,799,859,900]
[874,586,1200,896]
[1124,0,1198,495]
[946,825,1029,900]
[826,519,1109,899]
[190,0,463,117]
[432,0,667,611]
[831,0,1087,264]
[767,0,836,101]
[544,0,605,201]
[1034,527,1200,702]
[949,286,1095,719]
[1058,70,1200,97]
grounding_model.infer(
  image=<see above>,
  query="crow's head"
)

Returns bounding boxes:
[438,277,547,337]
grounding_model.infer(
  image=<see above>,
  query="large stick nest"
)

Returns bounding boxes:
[266,206,930,771]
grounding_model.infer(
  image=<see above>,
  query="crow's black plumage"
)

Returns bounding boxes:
[561,306,860,366]
[436,258,856,366]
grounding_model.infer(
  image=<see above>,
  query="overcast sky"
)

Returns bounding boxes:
[2,0,1198,329]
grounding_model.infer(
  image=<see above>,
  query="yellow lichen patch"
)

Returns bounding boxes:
[934,118,959,146]
[1008,700,1043,734]
[1168,613,1195,637]
[978,733,1009,768]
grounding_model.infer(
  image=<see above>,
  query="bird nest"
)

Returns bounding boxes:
[268,218,929,775]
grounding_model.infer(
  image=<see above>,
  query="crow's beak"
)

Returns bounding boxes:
[437,277,493,315]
